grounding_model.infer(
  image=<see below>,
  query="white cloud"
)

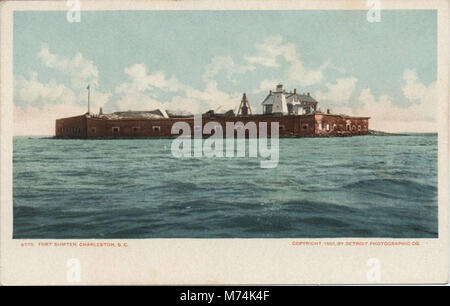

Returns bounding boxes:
[333,69,436,133]
[15,71,110,111]
[245,35,296,67]
[15,72,77,105]
[314,77,358,104]
[111,64,241,114]
[14,72,112,135]
[14,47,112,136]
[245,35,328,86]
[203,56,255,82]
[186,80,241,113]
[113,93,165,112]
[110,63,190,112]
[287,60,328,87]
[252,79,280,94]
[402,69,436,112]
[38,43,99,89]
[164,96,206,114]
[116,63,188,94]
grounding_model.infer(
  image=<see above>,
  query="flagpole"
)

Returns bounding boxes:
[87,85,90,114]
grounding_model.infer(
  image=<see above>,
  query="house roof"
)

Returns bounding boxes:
[261,92,318,105]
[261,93,275,105]
[101,110,166,119]
[286,92,318,104]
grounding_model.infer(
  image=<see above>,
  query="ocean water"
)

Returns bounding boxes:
[13,135,438,238]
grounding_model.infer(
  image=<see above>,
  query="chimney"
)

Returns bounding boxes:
[269,90,272,94]
[294,88,296,94]
[307,92,310,96]
[327,109,330,114]
[99,107,103,115]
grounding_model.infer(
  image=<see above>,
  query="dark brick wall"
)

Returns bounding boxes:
[56,114,370,138]
[85,116,307,138]
[298,114,316,136]
[55,115,87,138]
[314,114,369,136]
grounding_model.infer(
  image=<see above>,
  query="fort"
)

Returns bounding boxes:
[55,84,370,139]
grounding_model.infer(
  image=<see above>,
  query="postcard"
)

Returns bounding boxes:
[0,0,448,285]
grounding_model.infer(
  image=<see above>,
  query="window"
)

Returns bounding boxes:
[318,122,322,130]
[132,126,140,132]
[112,127,120,133]
[153,126,161,132]
[91,127,96,133]
[279,125,285,131]
[302,124,309,130]
[358,125,361,131]
[352,125,356,131]
[326,124,330,131]
[333,124,337,130]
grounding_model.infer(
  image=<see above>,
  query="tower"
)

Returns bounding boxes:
[272,84,288,114]
[237,93,252,116]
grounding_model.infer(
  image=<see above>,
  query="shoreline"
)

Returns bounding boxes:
[14,131,438,139]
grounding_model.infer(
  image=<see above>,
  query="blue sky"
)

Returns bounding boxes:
[13,10,437,134]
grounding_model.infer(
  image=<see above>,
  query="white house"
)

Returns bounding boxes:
[261,84,318,115]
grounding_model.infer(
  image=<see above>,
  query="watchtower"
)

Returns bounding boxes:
[237,93,252,116]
